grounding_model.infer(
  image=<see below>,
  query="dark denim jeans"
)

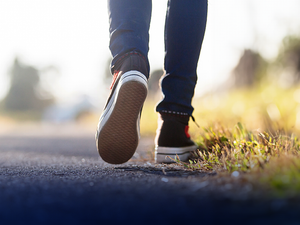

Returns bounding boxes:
[108,0,207,115]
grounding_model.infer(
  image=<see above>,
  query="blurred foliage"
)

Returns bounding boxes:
[140,99,159,136]
[232,49,268,87]
[0,58,54,120]
[277,35,300,72]
[274,35,300,86]
[102,58,112,86]
[191,84,300,134]
[231,34,300,90]
[148,69,164,98]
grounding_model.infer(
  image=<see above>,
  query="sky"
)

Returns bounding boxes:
[0,0,300,104]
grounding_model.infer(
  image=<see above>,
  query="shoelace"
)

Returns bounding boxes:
[191,115,200,128]
[185,115,199,139]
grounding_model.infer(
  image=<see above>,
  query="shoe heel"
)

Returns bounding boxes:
[98,78,147,164]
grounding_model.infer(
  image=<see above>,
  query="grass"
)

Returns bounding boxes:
[186,123,299,171]
[139,83,300,197]
[2,81,300,197]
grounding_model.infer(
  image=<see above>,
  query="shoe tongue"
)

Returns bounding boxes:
[160,112,189,125]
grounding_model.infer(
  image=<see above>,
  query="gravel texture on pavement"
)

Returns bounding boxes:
[0,125,299,225]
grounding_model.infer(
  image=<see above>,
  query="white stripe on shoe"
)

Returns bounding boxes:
[155,145,198,163]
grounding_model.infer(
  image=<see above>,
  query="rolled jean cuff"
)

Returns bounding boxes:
[156,103,194,116]
[110,34,150,74]
[110,50,149,78]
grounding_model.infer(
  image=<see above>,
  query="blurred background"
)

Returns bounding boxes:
[1,0,300,136]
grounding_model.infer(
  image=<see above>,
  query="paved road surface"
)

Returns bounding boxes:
[0,124,299,225]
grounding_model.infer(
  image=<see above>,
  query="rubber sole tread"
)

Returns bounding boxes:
[98,80,147,164]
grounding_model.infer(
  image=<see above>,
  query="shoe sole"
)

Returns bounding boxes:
[97,71,147,164]
[155,145,198,163]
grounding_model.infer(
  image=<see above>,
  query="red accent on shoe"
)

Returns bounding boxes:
[185,125,191,138]
[109,70,120,90]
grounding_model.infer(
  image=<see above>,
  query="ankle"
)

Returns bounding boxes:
[112,51,149,79]
[156,111,195,148]
[159,110,190,124]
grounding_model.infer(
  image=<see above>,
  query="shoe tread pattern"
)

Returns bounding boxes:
[98,80,147,164]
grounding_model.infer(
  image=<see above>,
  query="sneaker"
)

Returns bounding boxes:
[96,52,148,164]
[155,112,198,163]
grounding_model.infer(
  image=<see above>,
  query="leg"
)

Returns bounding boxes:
[156,0,207,115]
[108,0,152,74]
[96,0,151,164]
[155,0,208,163]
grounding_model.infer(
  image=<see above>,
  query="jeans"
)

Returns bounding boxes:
[108,0,207,115]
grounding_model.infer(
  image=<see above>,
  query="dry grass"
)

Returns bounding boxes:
[151,83,300,197]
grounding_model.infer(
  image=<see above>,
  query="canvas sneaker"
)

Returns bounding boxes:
[155,112,198,163]
[96,52,148,164]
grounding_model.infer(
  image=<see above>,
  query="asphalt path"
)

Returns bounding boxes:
[0,124,299,225]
